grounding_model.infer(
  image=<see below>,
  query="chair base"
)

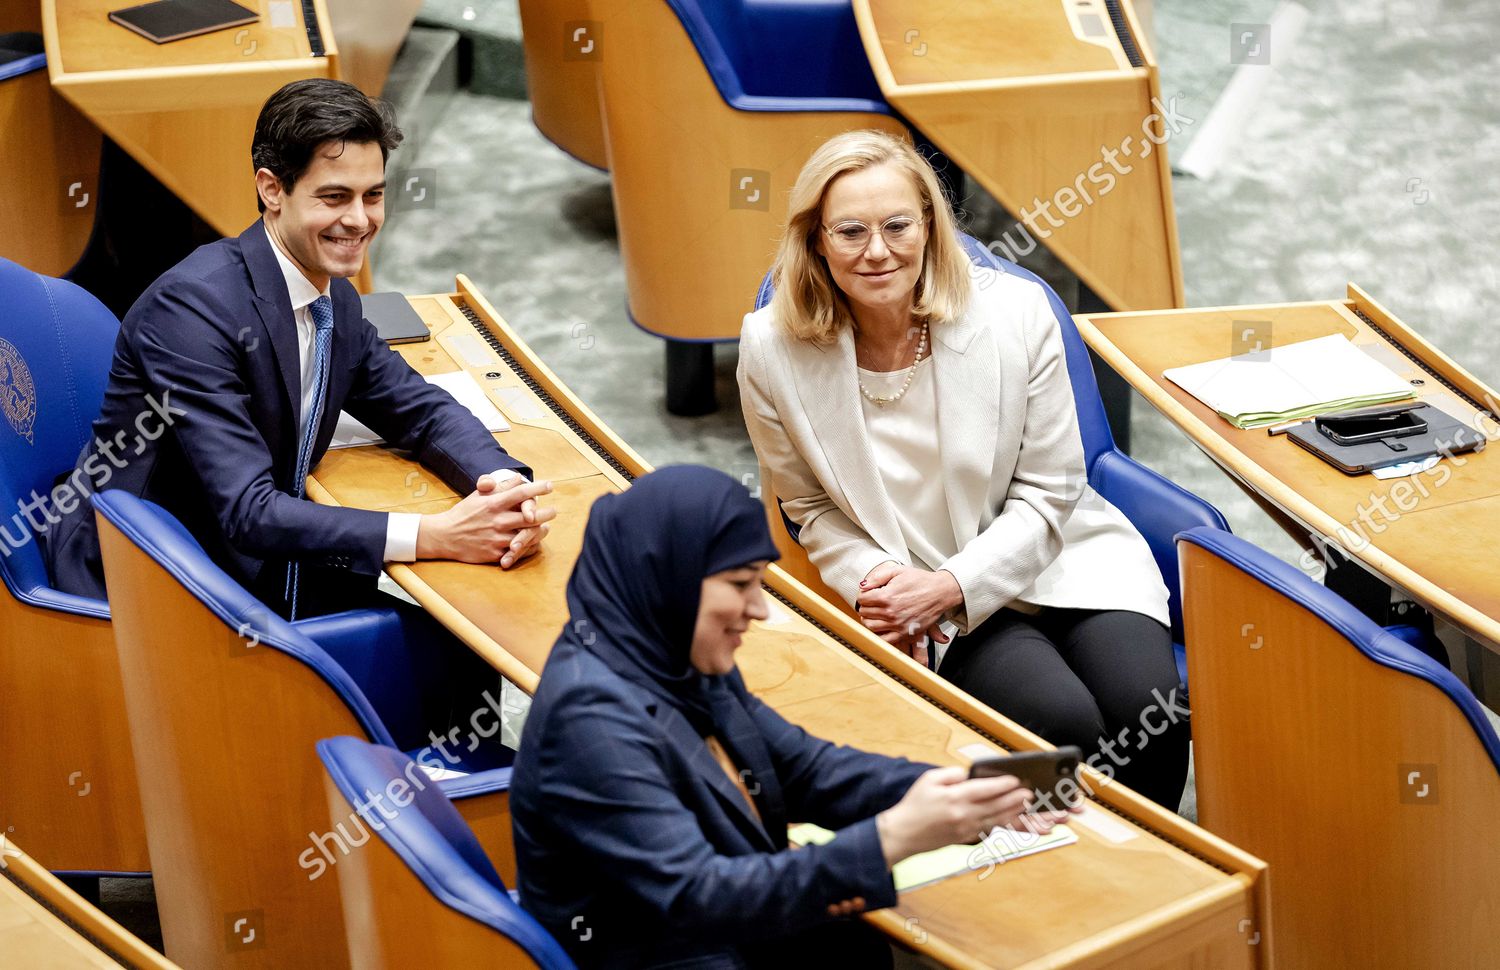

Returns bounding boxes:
[665,340,717,416]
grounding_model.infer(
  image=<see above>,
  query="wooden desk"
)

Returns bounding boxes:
[310,278,1271,968]
[40,0,417,240]
[1076,285,1500,669]
[0,838,177,969]
[853,0,1183,313]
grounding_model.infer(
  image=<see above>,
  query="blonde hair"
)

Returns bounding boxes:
[770,129,971,344]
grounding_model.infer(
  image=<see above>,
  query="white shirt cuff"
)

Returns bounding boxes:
[383,468,527,563]
[384,513,421,563]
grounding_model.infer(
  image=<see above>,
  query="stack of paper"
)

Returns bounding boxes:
[788,821,1077,892]
[1163,334,1416,429]
[330,371,511,449]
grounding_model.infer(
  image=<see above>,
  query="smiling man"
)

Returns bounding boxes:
[45,79,554,617]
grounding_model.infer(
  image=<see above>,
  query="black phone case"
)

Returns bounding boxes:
[1289,403,1485,474]
[969,747,1083,807]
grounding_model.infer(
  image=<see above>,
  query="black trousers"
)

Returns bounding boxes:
[937,607,1189,810]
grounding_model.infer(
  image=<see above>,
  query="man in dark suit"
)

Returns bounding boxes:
[44,78,553,617]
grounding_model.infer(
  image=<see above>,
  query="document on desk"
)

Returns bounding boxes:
[329,372,511,449]
[788,822,1077,892]
[1163,333,1416,429]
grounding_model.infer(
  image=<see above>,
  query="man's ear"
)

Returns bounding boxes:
[254,167,283,214]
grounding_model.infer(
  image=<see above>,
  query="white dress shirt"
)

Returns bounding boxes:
[857,357,956,570]
[264,228,518,562]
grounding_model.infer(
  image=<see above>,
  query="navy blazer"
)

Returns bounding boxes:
[512,639,931,969]
[44,221,528,601]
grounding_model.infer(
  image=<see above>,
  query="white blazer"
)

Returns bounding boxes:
[738,266,1169,633]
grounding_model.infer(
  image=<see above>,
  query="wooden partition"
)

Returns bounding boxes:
[310,279,1273,968]
[1181,538,1500,969]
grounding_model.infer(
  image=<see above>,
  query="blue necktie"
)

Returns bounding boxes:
[285,295,334,618]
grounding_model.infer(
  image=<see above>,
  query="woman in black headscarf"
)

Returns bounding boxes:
[511,466,1070,968]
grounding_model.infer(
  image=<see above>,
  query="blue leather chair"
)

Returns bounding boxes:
[754,235,1230,683]
[1176,526,1500,969]
[589,0,908,414]
[0,256,149,875]
[317,736,576,969]
[92,489,516,969]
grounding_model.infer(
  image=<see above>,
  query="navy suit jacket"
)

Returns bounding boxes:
[44,221,529,602]
[512,640,931,969]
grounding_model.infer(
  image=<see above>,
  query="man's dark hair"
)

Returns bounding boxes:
[251,78,403,212]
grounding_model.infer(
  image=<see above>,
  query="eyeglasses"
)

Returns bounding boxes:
[820,213,925,255]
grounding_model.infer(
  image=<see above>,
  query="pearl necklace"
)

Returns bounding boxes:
[858,322,929,407]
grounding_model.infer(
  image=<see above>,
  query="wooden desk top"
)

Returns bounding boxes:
[1076,284,1500,646]
[0,839,177,969]
[857,0,1129,88]
[309,278,1269,968]
[45,0,316,75]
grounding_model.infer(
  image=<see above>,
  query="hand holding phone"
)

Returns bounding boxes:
[968,747,1084,811]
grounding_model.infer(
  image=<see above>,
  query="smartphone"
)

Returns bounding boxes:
[1316,408,1427,446]
[968,747,1083,809]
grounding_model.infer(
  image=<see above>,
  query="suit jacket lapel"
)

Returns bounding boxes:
[785,327,907,558]
[654,705,779,852]
[241,221,304,450]
[932,307,999,549]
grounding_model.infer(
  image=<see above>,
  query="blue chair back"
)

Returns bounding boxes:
[666,0,889,111]
[91,489,399,746]
[0,257,115,616]
[754,233,1228,643]
[317,736,576,969]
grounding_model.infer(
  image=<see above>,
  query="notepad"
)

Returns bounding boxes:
[109,0,258,44]
[788,821,1077,893]
[1163,334,1417,429]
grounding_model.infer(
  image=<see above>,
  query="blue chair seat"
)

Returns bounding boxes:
[667,0,889,113]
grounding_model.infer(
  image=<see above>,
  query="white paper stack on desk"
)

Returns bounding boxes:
[1163,333,1417,429]
[330,371,511,449]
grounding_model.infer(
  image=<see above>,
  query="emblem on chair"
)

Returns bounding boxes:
[0,339,36,444]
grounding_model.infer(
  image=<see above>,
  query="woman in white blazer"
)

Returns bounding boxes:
[737,130,1187,807]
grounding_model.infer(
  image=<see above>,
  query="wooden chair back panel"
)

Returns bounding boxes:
[0,595,148,871]
[591,0,907,341]
[98,515,373,969]
[324,779,542,968]
[1182,542,1500,970]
